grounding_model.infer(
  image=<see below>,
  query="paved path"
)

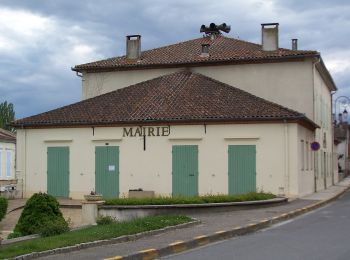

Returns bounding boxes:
[166,187,350,260]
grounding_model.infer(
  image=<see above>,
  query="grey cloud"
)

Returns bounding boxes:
[0,0,349,118]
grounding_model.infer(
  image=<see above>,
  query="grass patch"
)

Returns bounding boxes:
[0,215,191,259]
[105,192,276,205]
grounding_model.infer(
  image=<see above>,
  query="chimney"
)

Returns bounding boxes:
[200,44,210,57]
[126,35,141,59]
[292,39,298,50]
[261,23,279,51]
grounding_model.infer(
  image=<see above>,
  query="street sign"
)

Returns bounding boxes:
[311,142,320,151]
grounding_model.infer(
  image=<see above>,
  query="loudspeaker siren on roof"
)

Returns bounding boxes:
[200,23,231,35]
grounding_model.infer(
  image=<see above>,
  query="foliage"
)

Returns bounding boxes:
[0,215,192,259]
[104,192,276,206]
[0,197,8,221]
[96,215,117,225]
[7,231,22,239]
[12,193,68,237]
[0,101,15,132]
[39,218,70,237]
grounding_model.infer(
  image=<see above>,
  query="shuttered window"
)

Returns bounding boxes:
[6,150,11,177]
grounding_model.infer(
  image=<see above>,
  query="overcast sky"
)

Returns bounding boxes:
[1,0,349,119]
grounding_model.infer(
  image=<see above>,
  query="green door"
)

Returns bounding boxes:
[228,145,256,194]
[172,145,198,197]
[47,147,69,198]
[95,146,119,198]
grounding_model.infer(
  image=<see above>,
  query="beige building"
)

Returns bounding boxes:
[0,129,16,188]
[13,23,336,199]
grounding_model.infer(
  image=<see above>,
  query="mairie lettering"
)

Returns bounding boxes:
[123,126,170,137]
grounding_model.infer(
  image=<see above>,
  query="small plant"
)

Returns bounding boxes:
[7,231,22,239]
[0,197,8,221]
[12,192,68,237]
[104,192,276,206]
[38,218,69,237]
[96,215,117,225]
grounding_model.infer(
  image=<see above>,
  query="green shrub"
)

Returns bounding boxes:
[104,192,276,205]
[39,218,69,237]
[96,215,117,225]
[12,193,68,237]
[7,231,22,239]
[0,197,8,221]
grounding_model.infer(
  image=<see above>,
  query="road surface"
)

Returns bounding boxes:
[166,191,350,260]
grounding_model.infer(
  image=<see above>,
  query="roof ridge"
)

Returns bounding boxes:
[74,35,318,70]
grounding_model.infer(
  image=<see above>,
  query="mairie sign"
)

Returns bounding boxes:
[123,126,170,137]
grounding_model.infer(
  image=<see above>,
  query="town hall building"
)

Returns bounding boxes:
[12,23,336,199]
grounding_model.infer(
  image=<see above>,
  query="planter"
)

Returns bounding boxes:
[84,194,103,201]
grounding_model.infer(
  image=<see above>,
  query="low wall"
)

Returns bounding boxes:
[98,197,288,221]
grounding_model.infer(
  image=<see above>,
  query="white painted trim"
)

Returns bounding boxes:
[91,138,122,142]
[224,137,260,140]
[44,139,73,143]
[168,137,203,141]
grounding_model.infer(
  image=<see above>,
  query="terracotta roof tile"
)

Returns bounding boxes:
[73,36,318,72]
[13,71,315,128]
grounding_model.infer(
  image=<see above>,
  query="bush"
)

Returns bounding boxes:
[39,218,69,237]
[12,193,68,237]
[0,197,8,221]
[104,192,276,206]
[96,215,117,225]
[7,231,22,239]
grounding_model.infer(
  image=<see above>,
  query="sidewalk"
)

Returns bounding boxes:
[40,177,350,260]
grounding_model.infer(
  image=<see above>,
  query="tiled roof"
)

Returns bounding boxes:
[0,128,16,143]
[12,71,316,128]
[73,36,318,72]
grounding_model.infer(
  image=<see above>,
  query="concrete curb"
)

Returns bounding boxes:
[7,220,199,260]
[107,186,350,260]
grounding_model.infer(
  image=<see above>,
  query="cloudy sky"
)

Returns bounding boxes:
[0,0,349,119]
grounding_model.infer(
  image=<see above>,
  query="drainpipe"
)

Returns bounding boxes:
[284,120,290,196]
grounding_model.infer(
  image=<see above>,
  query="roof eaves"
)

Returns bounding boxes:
[12,115,314,129]
[73,53,319,73]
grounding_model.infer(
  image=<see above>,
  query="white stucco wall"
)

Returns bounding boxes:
[297,124,315,196]
[313,66,334,190]
[17,122,306,199]
[0,141,16,180]
[82,61,314,119]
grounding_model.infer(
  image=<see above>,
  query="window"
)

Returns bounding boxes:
[6,150,12,178]
[301,140,304,171]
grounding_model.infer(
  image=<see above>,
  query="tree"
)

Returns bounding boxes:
[0,101,15,132]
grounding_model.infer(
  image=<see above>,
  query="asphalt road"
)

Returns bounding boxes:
[165,191,350,260]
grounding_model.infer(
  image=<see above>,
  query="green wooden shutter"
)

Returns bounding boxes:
[47,147,69,198]
[172,145,198,197]
[95,146,119,198]
[228,145,256,194]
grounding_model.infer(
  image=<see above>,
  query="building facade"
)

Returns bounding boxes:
[13,23,336,199]
[0,129,16,186]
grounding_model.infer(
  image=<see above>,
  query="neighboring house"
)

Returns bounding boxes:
[12,23,336,199]
[334,122,350,180]
[0,128,16,186]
